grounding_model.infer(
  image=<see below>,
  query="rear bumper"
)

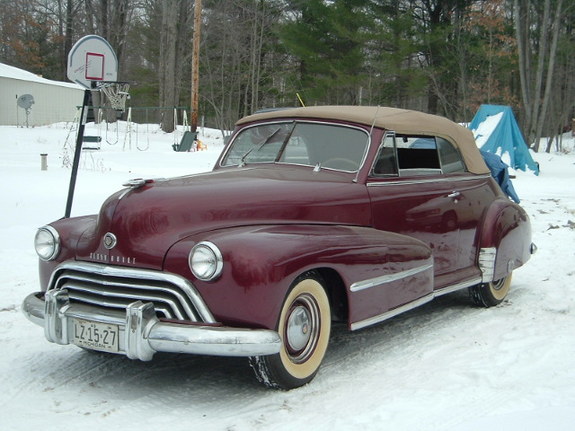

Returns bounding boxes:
[22,290,281,360]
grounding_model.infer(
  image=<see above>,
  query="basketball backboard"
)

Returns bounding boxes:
[67,35,118,89]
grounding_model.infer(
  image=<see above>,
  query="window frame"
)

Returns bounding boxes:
[369,131,468,178]
[220,120,371,173]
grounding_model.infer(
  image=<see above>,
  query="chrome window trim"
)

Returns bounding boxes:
[366,173,491,187]
[369,131,470,178]
[350,263,433,292]
[220,119,371,174]
[369,131,399,177]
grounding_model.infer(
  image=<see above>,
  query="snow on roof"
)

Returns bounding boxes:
[472,111,503,147]
[0,62,82,90]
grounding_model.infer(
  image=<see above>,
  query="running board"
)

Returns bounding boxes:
[350,277,481,331]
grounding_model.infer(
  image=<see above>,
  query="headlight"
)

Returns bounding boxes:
[188,241,223,281]
[34,226,60,261]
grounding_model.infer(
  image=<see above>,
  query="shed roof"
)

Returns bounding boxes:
[0,62,81,90]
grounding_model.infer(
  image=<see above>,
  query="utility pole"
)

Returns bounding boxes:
[191,0,202,134]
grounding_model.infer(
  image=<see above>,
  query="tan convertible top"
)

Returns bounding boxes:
[237,106,489,174]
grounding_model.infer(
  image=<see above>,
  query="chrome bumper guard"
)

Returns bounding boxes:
[22,290,281,360]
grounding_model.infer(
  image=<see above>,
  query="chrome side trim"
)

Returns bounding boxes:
[350,263,433,292]
[351,293,434,331]
[367,174,491,187]
[434,277,482,297]
[350,276,482,331]
[22,292,282,359]
[479,247,497,283]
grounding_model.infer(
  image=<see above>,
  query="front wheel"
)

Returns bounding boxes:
[469,274,512,307]
[249,273,331,389]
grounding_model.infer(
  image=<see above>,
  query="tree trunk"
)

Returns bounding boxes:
[514,0,564,151]
[533,0,563,152]
[159,0,178,132]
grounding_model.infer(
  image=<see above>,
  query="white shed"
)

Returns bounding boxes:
[0,62,84,127]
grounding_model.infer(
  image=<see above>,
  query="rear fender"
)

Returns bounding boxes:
[477,199,532,282]
[164,224,433,330]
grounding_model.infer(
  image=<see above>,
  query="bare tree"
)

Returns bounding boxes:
[514,0,564,151]
[157,0,193,132]
[201,0,282,130]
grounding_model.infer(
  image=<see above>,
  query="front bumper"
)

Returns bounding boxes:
[22,290,281,360]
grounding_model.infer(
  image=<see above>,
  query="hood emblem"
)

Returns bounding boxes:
[103,232,117,250]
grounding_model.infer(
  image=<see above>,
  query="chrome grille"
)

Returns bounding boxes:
[47,262,215,323]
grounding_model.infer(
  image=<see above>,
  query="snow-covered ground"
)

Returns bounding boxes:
[1,122,574,430]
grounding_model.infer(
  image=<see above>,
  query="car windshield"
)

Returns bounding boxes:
[221,121,369,172]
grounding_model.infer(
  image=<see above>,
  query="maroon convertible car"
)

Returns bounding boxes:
[23,106,535,389]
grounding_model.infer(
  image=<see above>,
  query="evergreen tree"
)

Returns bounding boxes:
[280,0,369,105]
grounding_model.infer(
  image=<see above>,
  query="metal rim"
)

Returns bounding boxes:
[491,278,507,291]
[189,241,224,281]
[489,275,512,301]
[35,225,61,261]
[284,293,321,363]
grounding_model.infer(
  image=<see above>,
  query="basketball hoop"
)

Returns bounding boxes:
[98,81,130,112]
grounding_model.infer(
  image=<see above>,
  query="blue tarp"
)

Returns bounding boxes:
[480,150,521,203]
[469,104,539,175]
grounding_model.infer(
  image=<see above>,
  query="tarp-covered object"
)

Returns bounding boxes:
[469,104,539,175]
[480,150,521,203]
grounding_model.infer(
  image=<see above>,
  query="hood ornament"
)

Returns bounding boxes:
[103,232,117,250]
[123,178,149,188]
[119,178,159,199]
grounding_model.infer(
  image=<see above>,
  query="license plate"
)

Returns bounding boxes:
[72,319,120,353]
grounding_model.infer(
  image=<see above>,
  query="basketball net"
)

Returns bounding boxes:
[99,82,130,112]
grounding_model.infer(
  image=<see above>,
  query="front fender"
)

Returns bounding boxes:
[164,224,433,330]
[38,215,98,290]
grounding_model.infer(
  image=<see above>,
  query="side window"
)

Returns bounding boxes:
[372,133,398,176]
[437,137,466,173]
[396,135,441,173]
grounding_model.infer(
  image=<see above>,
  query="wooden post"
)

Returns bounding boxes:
[191,0,202,134]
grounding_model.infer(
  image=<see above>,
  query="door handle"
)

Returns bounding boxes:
[447,191,461,199]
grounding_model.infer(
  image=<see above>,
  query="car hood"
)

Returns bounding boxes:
[76,166,371,269]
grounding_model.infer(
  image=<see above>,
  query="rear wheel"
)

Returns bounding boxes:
[249,273,331,389]
[469,274,512,307]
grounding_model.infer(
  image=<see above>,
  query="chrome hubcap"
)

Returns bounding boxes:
[286,305,312,352]
[492,278,506,291]
[284,293,320,363]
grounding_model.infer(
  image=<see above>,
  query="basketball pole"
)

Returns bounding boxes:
[64,88,91,218]
[65,35,118,218]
